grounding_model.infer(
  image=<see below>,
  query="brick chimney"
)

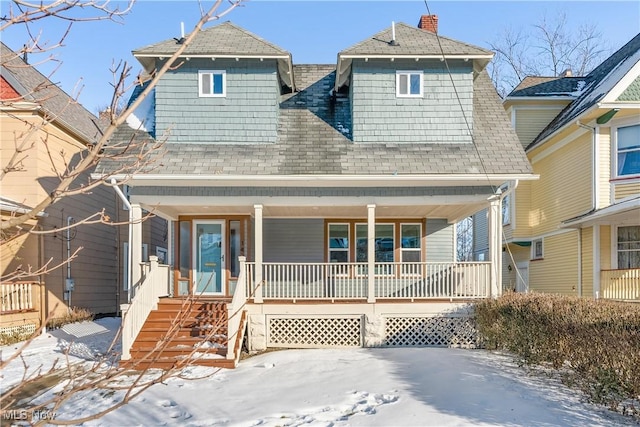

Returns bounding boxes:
[418,15,438,33]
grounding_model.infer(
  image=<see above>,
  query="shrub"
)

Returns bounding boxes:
[46,306,94,330]
[474,293,640,415]
[0,328,33,346]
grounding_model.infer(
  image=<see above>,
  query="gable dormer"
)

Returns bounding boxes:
[335,16,493,144]
[132,22,294,144]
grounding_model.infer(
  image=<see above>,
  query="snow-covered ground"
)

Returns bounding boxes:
[1,318,635,426]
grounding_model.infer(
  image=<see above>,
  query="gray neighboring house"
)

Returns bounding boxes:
[95,17,535,368]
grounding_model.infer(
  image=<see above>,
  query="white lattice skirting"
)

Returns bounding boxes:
[267,316,362,348]
[0,323,37,340]
[383,316,478,348]
[264,315,478,349]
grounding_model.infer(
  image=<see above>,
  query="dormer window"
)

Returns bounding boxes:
[396,71,423,97]
[199,70,226,97]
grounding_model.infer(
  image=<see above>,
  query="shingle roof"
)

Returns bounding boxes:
[96,65,531,177]
[508,76,585,97]
[132,22,290,57]
[339,22,493,57]
[0,42,103,143]
[528,33,640,149]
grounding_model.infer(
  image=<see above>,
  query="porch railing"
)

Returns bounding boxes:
[245,261,490,301]
[601,268,640,301]
[121,256,171,360]
[1,282,37,312]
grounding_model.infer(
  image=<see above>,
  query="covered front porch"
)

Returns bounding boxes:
[128,181,509,303]
[118,177,515,367]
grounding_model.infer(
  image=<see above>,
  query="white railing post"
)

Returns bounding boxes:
[120,303,131,360]
[367,204,376,303]
[148,256,159,310]
[227,256,247,361]
[254,204,263,303]
[130,204,143,301]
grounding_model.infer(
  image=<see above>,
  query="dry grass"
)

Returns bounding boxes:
[46,307,94,330]
[474,292,640,417]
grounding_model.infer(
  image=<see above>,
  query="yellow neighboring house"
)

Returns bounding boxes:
[1,43,167,335]
[501,33,640,301]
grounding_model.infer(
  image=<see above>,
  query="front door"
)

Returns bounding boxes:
[193,221,225,295]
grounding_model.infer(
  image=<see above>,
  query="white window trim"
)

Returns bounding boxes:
[400,223,422,263]
[500,184,511,226]
[531,238,544,260]
[396,70,424,98]
[198,70,226,97]
[611,118,640,179]
[615,225,640,269]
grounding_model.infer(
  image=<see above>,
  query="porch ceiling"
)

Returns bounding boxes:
[140,202,487,223]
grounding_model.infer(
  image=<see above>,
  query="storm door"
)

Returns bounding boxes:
[193,220,225,295]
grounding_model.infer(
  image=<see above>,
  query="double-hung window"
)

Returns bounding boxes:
[396,71,423,97]
[328,224,349,263]
[618,226,640,269]
[532,239,543,260]
[400,224,421,262]
[199,70,226,97]
[616,124,640,177]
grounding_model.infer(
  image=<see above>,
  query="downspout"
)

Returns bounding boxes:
[66,216,73,311]
[577,229,582,297]
[109,178,133,303]
[576,120,597,298]
[576,120,598,213]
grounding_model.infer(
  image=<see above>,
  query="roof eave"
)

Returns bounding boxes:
[561,197,640,228]
[133,53,295,91]
[334,53,493,91]
[95,173,539,188]
[504,95,576,102]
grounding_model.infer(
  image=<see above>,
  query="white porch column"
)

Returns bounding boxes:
[488,199,502,298]
[367,204,376,303]
[254,204,264,303]
[593,225,601,299]
[130,204,143,299]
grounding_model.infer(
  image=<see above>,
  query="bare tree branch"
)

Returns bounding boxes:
[488,12,609,97]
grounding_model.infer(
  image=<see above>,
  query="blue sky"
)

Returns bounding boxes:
[2,0,639,113]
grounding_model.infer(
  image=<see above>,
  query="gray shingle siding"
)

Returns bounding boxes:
[351,59,473,144]
[155,58,279,144]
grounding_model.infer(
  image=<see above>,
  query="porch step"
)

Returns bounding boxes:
[124,298,237,370]
[123,356,235,370]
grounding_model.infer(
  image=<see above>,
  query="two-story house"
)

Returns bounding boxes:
[0,42,167,335]
[95,17,535,369]
[499,34,640,300]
